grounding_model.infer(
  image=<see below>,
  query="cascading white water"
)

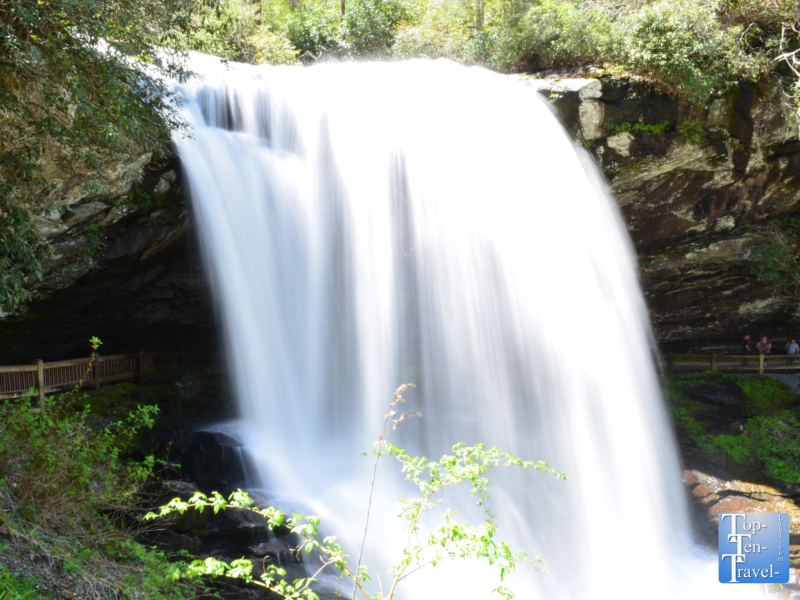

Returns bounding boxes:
[171,56,759,599]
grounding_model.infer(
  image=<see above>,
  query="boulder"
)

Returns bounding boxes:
[684,469,800,547]
[181,431,257,494]
[682,382,745,407]
[246,538,302,567]
[202,507,273,550]
[137,529,202,556]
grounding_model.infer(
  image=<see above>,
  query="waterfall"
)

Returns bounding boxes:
[171,55,756,599]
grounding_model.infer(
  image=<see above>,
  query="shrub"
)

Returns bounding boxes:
[251,31,301,65]
[182,0,299,64]
[0,338,191,599]
[492,0,612,71]
[750,225,800,288]
[391,0,474,61]
[0,398,158,536]
[343,0,422,54]
[612,0,741,102]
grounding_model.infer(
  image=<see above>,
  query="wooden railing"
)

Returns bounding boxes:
[0,348,221,402]
[664,353,800,376]
[0,351,153,402]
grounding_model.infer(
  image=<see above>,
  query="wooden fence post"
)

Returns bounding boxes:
[667,352,674,377]
[32,359,44,404]
[138,349,146,385]
[759,353,765,376]
[711,354,717,371]
[94,354,102,391]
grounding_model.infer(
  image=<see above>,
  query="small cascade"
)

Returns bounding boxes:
[171,56,759,599]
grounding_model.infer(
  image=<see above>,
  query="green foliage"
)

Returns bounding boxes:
[391,0,473,62]
[490,0,612,71]
[80,225,108,267]
[148,384,565,600]
[702,412,800,483]
[184,0,420,63]
[604,121,670,134]
[181,0,796,100]
[738,376,796,412]
[750,227,800,287]
[611,0,739,103]
[665,371,796,415]
[343,0,421,55]
[0,566,41,600]
[0,338,197,600]
[671,406,706,437]
[0,0,195,313]
[180,0,299,64]
[614,155,659,178]
[0,337,158,539]
[677,118,704,144]
[664,370,800,484]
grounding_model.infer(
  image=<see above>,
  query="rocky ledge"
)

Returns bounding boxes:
[0,158,218,362]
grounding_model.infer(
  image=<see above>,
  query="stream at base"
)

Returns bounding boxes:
[172,56,761,599]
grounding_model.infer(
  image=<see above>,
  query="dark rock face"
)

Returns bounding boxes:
[137,529,202,556]
[203,507,274,550]
[0,158,219,363]
[682,382,746,407]
[524,71,800,352]
[181,431,258,494]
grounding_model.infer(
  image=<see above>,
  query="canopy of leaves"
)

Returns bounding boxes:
[192,0,798,105]
[0,0,195,313]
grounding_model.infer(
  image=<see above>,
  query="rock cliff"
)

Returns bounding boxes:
[3,69,800,360]
[522,70,800,352]
[0,156,217,363]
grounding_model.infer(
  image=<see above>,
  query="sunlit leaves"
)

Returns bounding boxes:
[150,422,564,599]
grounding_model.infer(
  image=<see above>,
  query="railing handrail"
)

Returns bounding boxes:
[0,348,220,403]
[0,364,38,373]
[664,351,799,376]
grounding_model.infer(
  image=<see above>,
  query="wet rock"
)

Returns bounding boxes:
[246,538,301,566]
[163,480,200,500]
[203,507,272,549]
[707,495,769,517]
[682,382,745,407]
[690,484,721,505]
[137,529,202,555]
[684,469,800,542]
[157,480,213,534]
[181,431,256,494]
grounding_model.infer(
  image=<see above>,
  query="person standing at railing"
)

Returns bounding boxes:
[757,336,772,368]
[740,334,754,367]
[787,339,799,366]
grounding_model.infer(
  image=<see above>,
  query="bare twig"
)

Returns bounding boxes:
[350,384,417,600]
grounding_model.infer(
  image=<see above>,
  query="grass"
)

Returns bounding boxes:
[0,566,42,600]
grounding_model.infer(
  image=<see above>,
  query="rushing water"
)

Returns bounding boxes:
[171,56,758,599]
